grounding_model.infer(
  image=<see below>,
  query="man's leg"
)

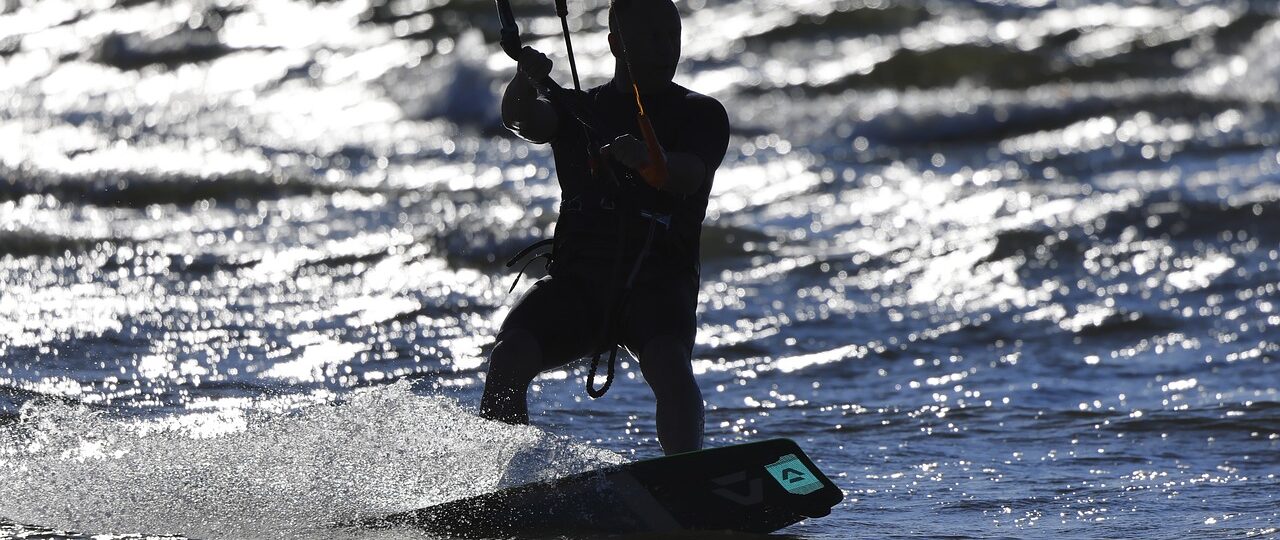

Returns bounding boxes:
[479,327,541,424]
[639,334,704,455]
[479,275,599,424]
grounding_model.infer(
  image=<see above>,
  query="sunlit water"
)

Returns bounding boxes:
[2,0,1278,538]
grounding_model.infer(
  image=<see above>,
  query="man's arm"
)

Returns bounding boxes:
[600,138,704,195]
[603,97,729,197]
[501,47,559,144]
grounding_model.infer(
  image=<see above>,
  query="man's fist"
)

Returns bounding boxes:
[601,135,651,171]
[602,134,669,189]
[517,46,552,82]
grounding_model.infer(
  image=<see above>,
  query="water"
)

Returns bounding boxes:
[2,0,1278,538]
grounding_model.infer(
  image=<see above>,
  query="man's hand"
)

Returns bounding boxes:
[502,47,558,143]
[602,134,665,173]
[517,46,552,83]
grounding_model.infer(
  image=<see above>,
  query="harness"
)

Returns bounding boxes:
[506,175,673,399]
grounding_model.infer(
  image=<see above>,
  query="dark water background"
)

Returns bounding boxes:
[2,0,1279,538]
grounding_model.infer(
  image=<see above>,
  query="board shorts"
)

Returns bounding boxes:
[497,269,699,369]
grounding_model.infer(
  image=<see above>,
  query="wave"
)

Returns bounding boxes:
[0,229,113,258]
[746,3,932,44]
[1110,401,1280,435]
[92,26,234,71]
[378,30,500,128]
[0,382,622,539]
[741,3,1277,92]
[916,402,1280,436]
[1070,308,1174,337]
[0,166,344,208]
[0,33,17,57]
[982,228,1055,263]
[1074,192,1280,250]
[700,223,776,260]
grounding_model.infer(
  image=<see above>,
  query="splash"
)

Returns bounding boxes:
[0,382,623,539]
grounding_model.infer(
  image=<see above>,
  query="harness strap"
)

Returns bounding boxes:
[506,252,552,294]
[505,238,556,293]
[505,238,555,268]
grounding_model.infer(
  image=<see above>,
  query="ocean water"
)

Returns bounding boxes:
[2,0,1278,538]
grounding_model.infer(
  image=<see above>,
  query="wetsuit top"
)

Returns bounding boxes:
[547,81,730,282]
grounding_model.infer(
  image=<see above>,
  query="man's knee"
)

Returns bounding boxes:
[487,328,542,385]
[639,335,698,392]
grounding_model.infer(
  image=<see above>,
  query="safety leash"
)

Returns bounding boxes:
[587,218,659,398]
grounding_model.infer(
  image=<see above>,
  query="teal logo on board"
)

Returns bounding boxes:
[765,454,823,495]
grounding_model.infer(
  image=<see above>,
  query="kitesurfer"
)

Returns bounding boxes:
[480,0,730,455]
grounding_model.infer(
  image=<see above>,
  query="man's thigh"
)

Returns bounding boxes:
[619,274,698,360]
[498,275,604,369]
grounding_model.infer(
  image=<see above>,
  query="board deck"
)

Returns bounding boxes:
[365,438,842,537]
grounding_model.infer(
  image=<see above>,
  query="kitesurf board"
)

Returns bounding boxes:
[365,438,842,537]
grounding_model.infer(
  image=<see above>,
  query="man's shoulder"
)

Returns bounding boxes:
[672,84,727,117]
[667,85,729,144]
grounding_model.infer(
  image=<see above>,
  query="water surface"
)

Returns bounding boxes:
[1,0,1278,538]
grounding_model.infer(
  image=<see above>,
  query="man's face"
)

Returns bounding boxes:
[612,3,682,92]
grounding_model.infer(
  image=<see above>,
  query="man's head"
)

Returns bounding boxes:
[608,0,682,93]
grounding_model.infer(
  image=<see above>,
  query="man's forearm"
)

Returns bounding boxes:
[501,75,540,130]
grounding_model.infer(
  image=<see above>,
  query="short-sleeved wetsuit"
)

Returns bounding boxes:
[500,81,730,367]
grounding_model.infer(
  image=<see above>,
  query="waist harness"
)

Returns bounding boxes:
[506,182,672,398]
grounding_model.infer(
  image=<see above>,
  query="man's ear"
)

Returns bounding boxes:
[607,32,620,58]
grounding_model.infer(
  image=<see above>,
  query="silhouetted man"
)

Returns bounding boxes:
[480,0,729,455]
